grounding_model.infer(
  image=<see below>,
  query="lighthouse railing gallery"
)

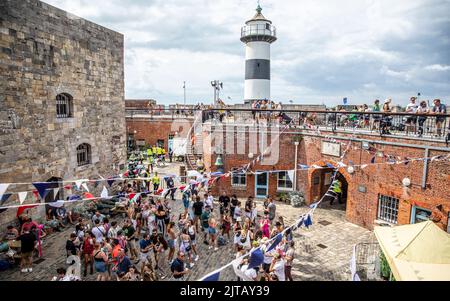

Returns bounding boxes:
[241,23,276,39]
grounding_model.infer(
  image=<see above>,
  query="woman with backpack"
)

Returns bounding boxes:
[93,242,108,281]
[208,218,219,251]
[187,220,199,262]
[179,228,195,268]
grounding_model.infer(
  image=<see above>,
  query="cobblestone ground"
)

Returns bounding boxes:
[0,162,374,281]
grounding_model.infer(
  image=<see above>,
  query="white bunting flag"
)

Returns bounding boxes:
[287,170,295,182]
[0,183,10,201]
[53,188,60,201]
[18,191,28,204]
[311,165,322,169]
[81,182,89,192]
[74,179,84,190]
[360,164,368,169]
[337,162,347,168]
[101,186,109,198]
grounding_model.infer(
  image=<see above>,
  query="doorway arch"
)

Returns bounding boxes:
[308,160,350,210]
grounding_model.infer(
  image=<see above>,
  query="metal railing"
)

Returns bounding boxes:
[125,108,450,141]
[200,108,450,141]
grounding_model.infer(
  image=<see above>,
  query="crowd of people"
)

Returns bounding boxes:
[1,153,297,282]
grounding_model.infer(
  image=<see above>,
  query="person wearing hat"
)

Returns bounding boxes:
[381,99,392,134]
[18,225,37,273]
[269,252,286,281]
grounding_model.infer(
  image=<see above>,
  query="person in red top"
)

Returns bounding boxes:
[82,231,95,277]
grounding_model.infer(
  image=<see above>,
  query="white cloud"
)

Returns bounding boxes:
[425,64,450,71]
[42,0,450,105]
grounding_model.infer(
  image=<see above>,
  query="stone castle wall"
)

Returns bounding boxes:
[0,0,126,226]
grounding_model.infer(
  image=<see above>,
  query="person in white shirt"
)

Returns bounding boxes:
[240,261,258,281]
[91,219,106,243]
[405,97,419,135]
[203,193,214,212]
[269,253,286,281]
[416,100,430,137]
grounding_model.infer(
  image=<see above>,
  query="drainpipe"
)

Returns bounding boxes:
[422,147,429,189]
[294,141,299,191]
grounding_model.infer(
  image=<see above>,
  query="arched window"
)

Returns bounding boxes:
[56,93,73,118]
[76,143,91,166]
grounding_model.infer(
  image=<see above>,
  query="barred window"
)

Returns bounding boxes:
[232,172,246,187]
[56,93,73,118]
[377,194,399,224]
[76,143,91,166]
[277,171,293,190]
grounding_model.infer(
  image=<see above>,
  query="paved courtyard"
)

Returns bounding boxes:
[0,162,375,281]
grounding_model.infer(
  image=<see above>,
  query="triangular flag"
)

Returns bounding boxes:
[18,191,28,204]
[64,184,72,190]
[200,270,221,281]
[81,182,89,192]
[325,163,334,168]
[266,233,283,253]
[107,177,115,187]
[287,170,295,182]
[74,180,83,189]
[0,184,10,201]
[53,188,60,201]
[248,248,264,269]
[360,164,368,169]
[337,162,347,168]
[1,193,12,206]
[311,164,321,169]
[101,186,109,198]
[32,182,53,199]
[299,164,309,170]
[296,217,304,228]
[304,214,313,228]
[309,202,319,209]
[370,157,376,164]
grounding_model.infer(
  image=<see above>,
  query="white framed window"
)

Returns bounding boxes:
[231,172,246,187]
[377,194,399,224]
[277,171,293,191]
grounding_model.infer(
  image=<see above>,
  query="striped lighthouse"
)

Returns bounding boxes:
[241,4,277,103]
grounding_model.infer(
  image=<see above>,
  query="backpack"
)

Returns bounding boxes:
[217,236,227,246]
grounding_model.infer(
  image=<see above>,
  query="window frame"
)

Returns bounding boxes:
[377,194,399,224]
[410,206,432,224]
[56,93,73,118]
[76,143,91,166]
[277,171,293,191]
[231,172,247,187]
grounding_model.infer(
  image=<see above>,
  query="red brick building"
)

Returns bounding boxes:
[127,110,450,231]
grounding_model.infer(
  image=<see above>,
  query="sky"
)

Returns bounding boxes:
[43,0,450,106]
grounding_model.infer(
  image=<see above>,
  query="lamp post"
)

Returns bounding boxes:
[183,81,186,105]
[294,141,299,191]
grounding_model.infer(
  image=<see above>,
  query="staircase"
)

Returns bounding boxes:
[185,112,203,171]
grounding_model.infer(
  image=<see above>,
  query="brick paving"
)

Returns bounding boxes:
[0,162,374,281]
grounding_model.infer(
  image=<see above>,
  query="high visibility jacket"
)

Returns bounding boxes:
[333,181,342,194]
[157,147,162,155]
[152,146,157,154]
[147,149,153,156]
[152,176,160,185]
[162,149,166,155]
